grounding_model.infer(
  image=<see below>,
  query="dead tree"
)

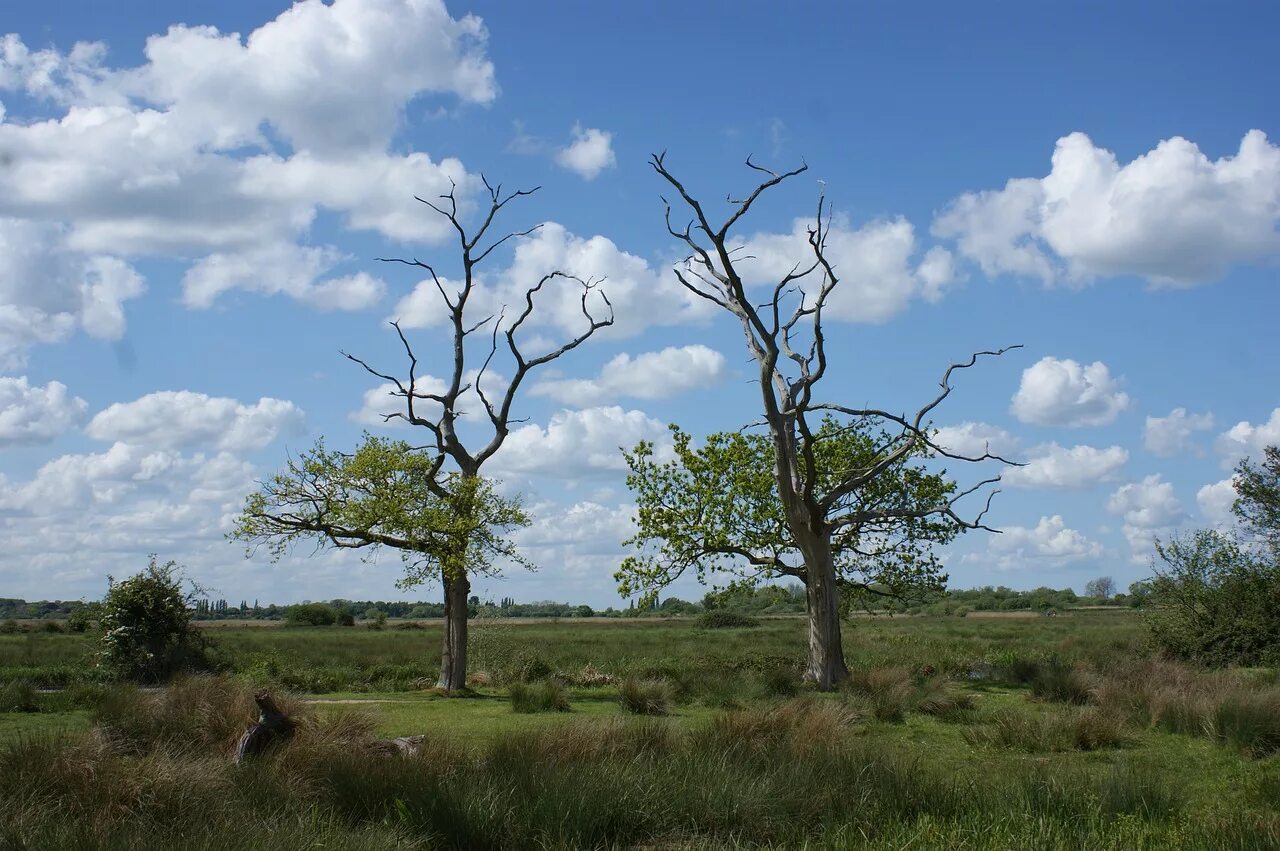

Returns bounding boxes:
[649,153,1019,689]
[234,691,294,764]
[339,178,614,689]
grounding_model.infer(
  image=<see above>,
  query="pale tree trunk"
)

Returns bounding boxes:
[798,532,850,690]
[438,569,470,690]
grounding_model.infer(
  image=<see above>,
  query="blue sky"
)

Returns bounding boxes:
[1,0,1277,607]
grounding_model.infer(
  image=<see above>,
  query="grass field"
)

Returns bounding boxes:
[2,611,1278,848]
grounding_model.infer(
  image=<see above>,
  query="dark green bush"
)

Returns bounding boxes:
[98,556,210,683]
[698,610,760,629]
[285,603,339,627]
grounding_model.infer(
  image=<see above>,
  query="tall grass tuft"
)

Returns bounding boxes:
[845,666,916,722]
[0,680,38,712]
[509,680,571,713]
[1210,691,1280,757]
[617,677,673,716]
[964,706,1130,752]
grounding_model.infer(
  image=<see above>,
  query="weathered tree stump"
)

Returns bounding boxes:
[234,690,294,764]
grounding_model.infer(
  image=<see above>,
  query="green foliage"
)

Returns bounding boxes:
[1146,529,1280,666]
[286,603,339,627]
[232,434,532,590]
[619,418,956,604]
[1233,444,1280,556]
[0,680,38,712]
[97,556,209,683]
[698,610,760,629]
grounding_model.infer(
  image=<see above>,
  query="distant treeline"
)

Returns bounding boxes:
[2,582,1137,623]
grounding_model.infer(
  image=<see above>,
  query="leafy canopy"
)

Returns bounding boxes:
[232,434,531,589]
[619,417,961,604]
[99,556,208,683]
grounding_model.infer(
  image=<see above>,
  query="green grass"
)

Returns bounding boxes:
[1,612,1277,849]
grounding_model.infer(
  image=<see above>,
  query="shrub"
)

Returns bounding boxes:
[285,603,338,627]
[618,678,673,716]
[39,620,63,633]
[509,681,571,714]
[698,610,759,629]
[98,556,210,683]
[336,611,355,627]
[759,664,801,698]
[0,680,39,712]
[1146,529,1280,667]
[0,619,20,634]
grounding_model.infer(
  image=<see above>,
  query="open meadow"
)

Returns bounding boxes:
[2,611,1278,849]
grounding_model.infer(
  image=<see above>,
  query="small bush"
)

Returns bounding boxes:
[285,603,338,627]
[336,612,355,627]
[759,664,801,698]
[511,650,554,683]
[98,556,210,683]
[39,620,63,633]
[698,611,759,629]
[0,619,19,634]
[0,680,39,712]
[618,677,673,716]
[509,681,571,714]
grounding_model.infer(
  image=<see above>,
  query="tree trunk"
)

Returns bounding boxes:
[438,570,470,690]
[800,539,850,691]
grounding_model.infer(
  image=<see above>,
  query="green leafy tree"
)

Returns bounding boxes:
[233,434,530,687]
[636,155,1017,688]
[623,418,976,686]
[98,556,208,683]
[1233,444,1280,555]
[1146,529,1280,666]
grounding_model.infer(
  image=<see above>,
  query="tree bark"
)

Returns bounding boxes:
[799,536,850,690]
[438,569,470,690]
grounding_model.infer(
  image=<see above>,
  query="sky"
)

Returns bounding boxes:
[1,0,1277,608]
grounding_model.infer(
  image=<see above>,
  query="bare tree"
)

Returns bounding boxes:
[1085,576,1116,600]
[241,179,613,690]
[647,153,1019,688]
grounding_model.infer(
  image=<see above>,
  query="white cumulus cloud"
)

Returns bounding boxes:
[531,345,726,406]
[492,406,671,481]
[1107,474,1188,562]
[1197,477,1238,527]
[1216,408,1280,466]
[86,391,305,452]
[931,421,1020,459]
[970,515,1103,571]
[0,376,88,445]
[738,215,958,323]
[1011,356,1130,427]
[555,124,616,180]
[933,130,1280,286]
[1002,442,1128,489]
[1144,407,1214,457]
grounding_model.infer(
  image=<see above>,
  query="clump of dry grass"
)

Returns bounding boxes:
[964,706,1130,752]
[618,677,673,716]
[703,696,861,754]
[509,680,571,713]
[845,666,917,723]
[915,676,979,722]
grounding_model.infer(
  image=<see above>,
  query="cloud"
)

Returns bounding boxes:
[1144,407,1214,457]
[1107,474,1188,562]
[0,219,145,370]
[933,130,1280,286]
[1002,442,1127,489]
[1197,477,1237,527]
[737,215,958,323]
[181,243,385,311]
[0,376,87,445]
[969,515,1103,571]
[555,124,616,180]
[491,406,671,481]
[391,222,714,339]
[86,391,305,452]
[931,421,1020,459]
[1216,408,1280,466]
[1011,356,1130,427]
[0,0,494,349]
[531,345,726,406]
